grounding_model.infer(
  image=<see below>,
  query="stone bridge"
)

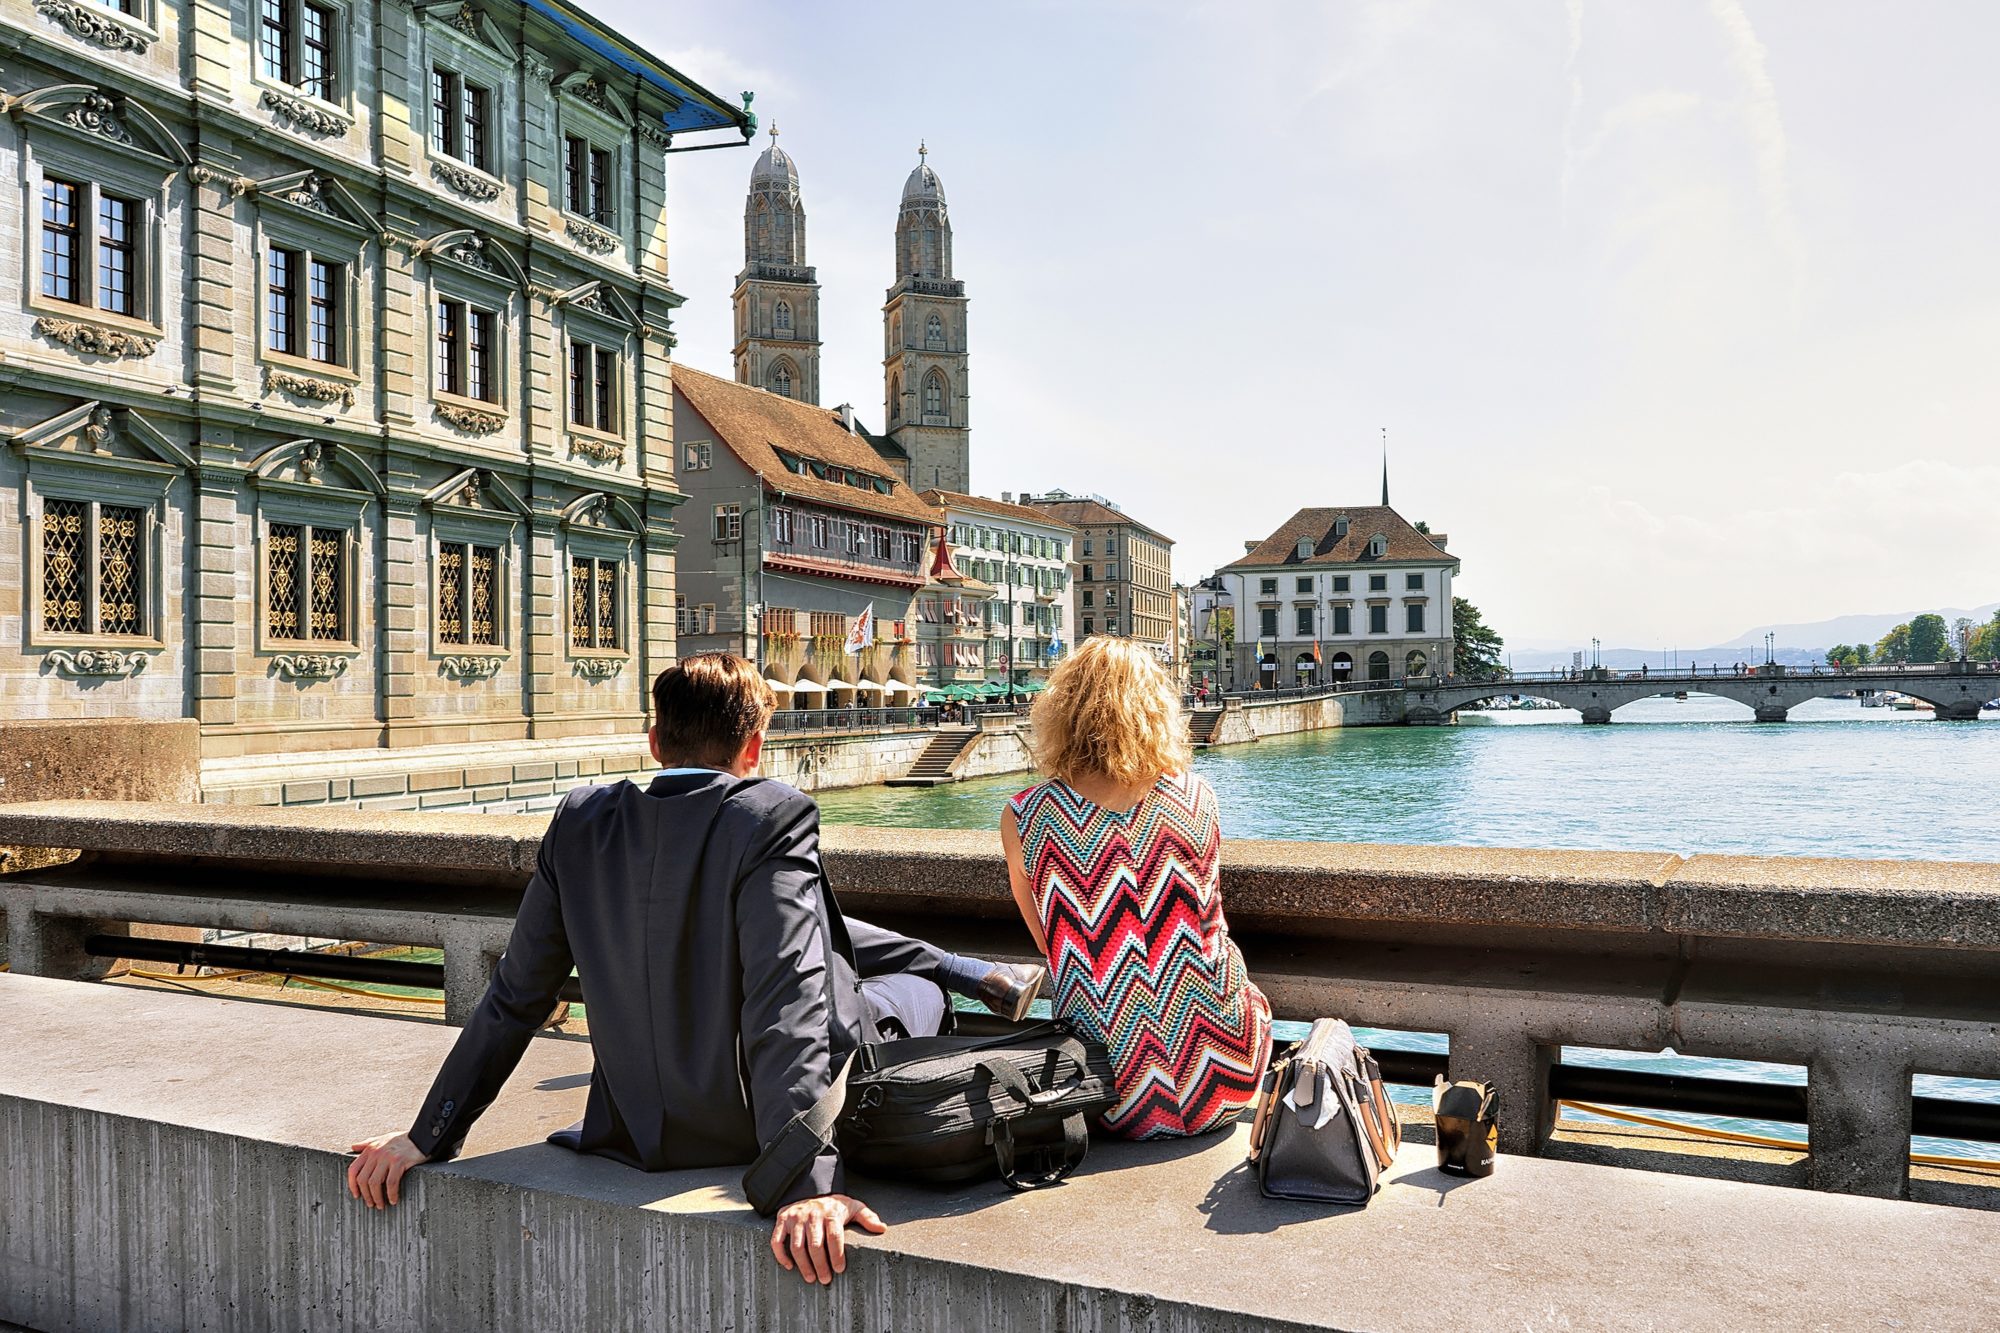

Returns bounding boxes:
[1405,665,2000,725]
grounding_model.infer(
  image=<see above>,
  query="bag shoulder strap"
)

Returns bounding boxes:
[741,1048,859,1215]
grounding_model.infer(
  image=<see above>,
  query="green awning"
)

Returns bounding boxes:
[978,681,1007,697]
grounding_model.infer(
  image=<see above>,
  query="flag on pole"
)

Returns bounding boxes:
[1313,639,1323,665]
[845,605,874,655]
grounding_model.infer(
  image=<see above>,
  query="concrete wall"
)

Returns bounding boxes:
[1202,689,1405,747]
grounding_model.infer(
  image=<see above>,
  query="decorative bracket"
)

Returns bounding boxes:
[431,158,501,201]
[439,654,505,680]
[437,403,506,434]
[271,653,351,680]
[44,648,150,679]
[564,217,618,254]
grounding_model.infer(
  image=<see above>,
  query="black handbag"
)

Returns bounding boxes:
[743,1020,1116,1214]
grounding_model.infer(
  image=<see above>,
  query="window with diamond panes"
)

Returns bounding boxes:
[40,498,146,637]
[437,540,500,647]
[569,555,619,649]
[267,522,347,641]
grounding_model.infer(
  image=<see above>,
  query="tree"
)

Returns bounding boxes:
[1452,597,1505,680]
[1853,641,1872,666]
[1907,613,1949,663]
[1826,644,1854,668]
[1969,610,2000,661]
[1876,623,1911,664]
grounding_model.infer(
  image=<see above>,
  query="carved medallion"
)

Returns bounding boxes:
[565,218,617,254]
[35,316,157,358]
[570,77,614,113]
[45,648,150,679]
[440,236,496,272]
[261,90,352,138]
[279,173,339,214]
[574,657,623,679]
[437,403,505,434]
[34,0,151,52]
[62,93,131,143]
[271,653,351,680]
[431,158,501,201]
[440,654,504,680]
[266,367,356,408]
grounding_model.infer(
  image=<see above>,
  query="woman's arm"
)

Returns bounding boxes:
[1000,804,1049,956]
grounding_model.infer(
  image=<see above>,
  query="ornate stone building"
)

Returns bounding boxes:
[731,127,819,405]
[0,0,749,766]
[1019,491,1175,667]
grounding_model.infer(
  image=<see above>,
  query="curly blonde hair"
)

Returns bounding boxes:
[1029,636,1191,787]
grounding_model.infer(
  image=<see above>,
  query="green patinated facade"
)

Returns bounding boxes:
[0,0,748,756]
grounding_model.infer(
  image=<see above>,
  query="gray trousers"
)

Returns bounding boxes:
[860,973,947,1041]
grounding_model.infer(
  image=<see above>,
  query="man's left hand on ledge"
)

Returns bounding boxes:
[347,1132,427,1208]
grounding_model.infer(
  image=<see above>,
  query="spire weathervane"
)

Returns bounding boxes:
[918,140,927,162]
[769,120,779,141]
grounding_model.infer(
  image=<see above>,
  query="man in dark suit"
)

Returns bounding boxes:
[346,653,1041,1285]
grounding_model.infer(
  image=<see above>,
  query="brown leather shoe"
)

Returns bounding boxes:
[974,963,1046,1023]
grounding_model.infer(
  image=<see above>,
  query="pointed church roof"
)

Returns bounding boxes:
[751,140,798,189]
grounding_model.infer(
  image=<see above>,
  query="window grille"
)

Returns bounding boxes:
[309,527,344,639]
[569,556,619,649]
[98,506,141,635]
[41,500,87,634]
[268,523,302,639]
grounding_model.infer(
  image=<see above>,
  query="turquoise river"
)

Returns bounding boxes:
[821,695,2000,1160]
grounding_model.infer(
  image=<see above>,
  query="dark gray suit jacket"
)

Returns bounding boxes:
[406,771,941,1204]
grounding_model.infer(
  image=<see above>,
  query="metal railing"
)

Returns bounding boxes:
[767,706,938,733]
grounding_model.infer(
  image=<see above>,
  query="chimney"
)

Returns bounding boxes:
[1243,541,1258,554]
[836,403,855,433]
[1001,491,1013,504]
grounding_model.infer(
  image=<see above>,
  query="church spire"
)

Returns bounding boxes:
[879,144,970,493]
[733,123,820,402]
[1381,428,1390,506]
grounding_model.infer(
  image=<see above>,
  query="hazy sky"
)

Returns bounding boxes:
[612,1,1999,649]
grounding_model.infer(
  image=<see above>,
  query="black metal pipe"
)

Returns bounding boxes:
[83,935,585,1004]
[1551,1063,1811,1122]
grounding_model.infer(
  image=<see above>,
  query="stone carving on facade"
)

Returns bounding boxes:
[437,402,505,434]
[271,653,351,680]
[260,90,352,138]
[573,657,623,679]
[62,93,132,144]
[440,236,496,272]
[448,2,481,35]
[637,121,671,148]
[569,77,614,114]
[279,173,339,214]
[85,407,116,453]
[34,0,152,53]
[45,648,151,679]
[565,218,618,254]
[568,435,626,464]
[296,440,326,481]
[521,50,555,84]
[431,158,501,201]
[265,367,355,409]
[454,471,486,506]
[439,653,504,680]
[34,316,158,359]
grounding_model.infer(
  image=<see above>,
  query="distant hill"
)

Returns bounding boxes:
[1504,601,1999,673]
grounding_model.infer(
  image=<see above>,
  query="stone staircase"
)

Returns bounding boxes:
[885,727,980,787]
[1189,708,1227,747]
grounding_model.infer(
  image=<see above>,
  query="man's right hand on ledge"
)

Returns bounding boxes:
[769,1193,887,1284]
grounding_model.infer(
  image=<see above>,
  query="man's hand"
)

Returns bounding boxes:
[769,1194,886,1284]
[347,1132,427,1209]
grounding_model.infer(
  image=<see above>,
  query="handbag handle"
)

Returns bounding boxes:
[986,1113,1090,1191]
[975,1042,1090,1110]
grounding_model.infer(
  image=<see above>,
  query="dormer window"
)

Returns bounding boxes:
[1367,534,1387,558]
[1295,536,1313,560]
[1334,517,1350,540]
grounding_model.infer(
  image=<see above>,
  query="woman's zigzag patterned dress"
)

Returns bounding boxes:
[1010,772,1272,1138]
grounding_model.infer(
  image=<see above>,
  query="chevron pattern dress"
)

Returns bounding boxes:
[1010,772,1272,1138]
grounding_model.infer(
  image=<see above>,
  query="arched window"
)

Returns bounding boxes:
[888,372,901,421]
[1295,651,1318,685]
[768,360,794,398]
[1405,650,1429,678]
[922,369,946,419]
[1367,650,1390,682]
[1330,652,1354,681]
[925,313,945,350]
[775,300,792,332]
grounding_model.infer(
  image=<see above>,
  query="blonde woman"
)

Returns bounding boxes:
[1002,638,1271,1138]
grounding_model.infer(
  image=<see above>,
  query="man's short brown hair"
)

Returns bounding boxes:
[652,653,777,768]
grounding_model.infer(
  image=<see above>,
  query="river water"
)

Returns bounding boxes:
[823,695,2000,1160]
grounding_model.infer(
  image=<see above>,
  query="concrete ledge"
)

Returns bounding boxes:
[4,973,1999,1332]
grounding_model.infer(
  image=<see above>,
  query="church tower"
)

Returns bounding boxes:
[881,143,970,492]
[733,125,821,404]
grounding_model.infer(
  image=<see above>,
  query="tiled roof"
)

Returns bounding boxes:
[919,489,1078,532]
[1019,497,1172,545]
[672,365,942,525]
[1221,506,1456,570]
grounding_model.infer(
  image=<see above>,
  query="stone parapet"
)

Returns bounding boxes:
[5,972,1999,1332]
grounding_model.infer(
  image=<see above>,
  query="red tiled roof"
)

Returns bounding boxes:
[1018,496,1172,545]
[673,365,942,526]
[920,489,1078,532]
[1221,506,1457,570]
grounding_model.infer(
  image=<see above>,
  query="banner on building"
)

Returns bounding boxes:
[845,605,874,655]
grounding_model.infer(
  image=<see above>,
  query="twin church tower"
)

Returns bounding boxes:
[731,131,971,494]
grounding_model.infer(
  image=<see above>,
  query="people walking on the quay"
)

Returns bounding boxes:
[344,654,1043,1286]
[1002,637,1272,1139]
